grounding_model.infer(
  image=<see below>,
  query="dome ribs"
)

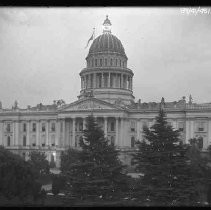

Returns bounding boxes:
[87,34,126,56]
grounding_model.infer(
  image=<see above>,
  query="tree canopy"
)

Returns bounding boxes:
[28,150,50,177]
[132,108,199,206]
[61,115,128,200]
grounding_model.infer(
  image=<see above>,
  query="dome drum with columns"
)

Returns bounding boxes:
[78,16,134,105]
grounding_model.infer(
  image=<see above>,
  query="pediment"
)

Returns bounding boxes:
[59,98,124,112]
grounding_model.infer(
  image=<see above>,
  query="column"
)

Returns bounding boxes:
[0,121,3,145]
[129,76,131,90]
[115,117,119,146]
[139,120,143,142]
[131,76,133,90]
[15,121,19,146]
[12,122,15,146]
[121,74,123,88]
[108,72,110,88]
[190,120,194,139]
[26,121,30,146]
[56,120,60,146]
[185,120,190,144]
[36,121,40,146]
[102,73,104,88]
[120,118,124,147]
[72,118,76,147]
[137,119,140,141]
[83,118,86,130]
[62,120,65,146]
[93,73,96,88]
[46,120,49,146]
[104,117,107,137]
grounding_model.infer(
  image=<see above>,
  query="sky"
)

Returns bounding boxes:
[0,7,211,108]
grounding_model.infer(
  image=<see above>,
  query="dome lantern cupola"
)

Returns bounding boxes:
[103,15,112,34]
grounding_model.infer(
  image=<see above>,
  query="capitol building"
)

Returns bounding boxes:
[0,16,211,167]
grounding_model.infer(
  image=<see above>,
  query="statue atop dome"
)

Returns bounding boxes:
[103,15,112,34]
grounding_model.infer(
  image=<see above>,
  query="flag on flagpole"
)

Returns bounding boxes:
[85,28,95,49]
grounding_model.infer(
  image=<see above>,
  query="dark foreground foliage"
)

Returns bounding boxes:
[0,146,45,204]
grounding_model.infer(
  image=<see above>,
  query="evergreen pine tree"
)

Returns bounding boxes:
[63,115,128,200]
[133,107,198,206]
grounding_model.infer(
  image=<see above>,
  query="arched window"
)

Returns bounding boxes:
[23,135,26,146]
[79,122,83,131]
[131,136,135,148]
[7,136,10,146]
[92,59,94,67]
[105,59,107,66]
[42,123,45,132]
[23,123,26,132]
[95,59,97,66]
[32,123,36,132]
[100,59,102,66]
[51,123,55,132]
[6,124,10,132]
[116,59,118,66]
[111,122,115,131]
[110,59,113,66]
[131,121,135,132]
[111,136,114,146]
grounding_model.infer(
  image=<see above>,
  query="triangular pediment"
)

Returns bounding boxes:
[59,97,125,112]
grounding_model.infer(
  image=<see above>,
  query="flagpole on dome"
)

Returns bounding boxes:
[85,27,95,49]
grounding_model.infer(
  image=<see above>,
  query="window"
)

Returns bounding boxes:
[32,123,36,132]
[7,136,10,146]
[51,123,55,132]
[198,122,205,132]
[6,124,10,132]
[92,59,94,67]
[32,135,36,146]
[100,59,102,66]
[41,135,45,147]
[142,121,148,129]
[23,135,26,146]
[120,60,121,67]
[111,136,114,146]
[116,59,118,66]
[22,152,26,160]
[51,135,55,146]
[79,122,83,131]
[178,122,184,132]
[60,122,63,132]
[131,121,135,132]
[198,137,203,149]
[111,122,115,131]
[95,59,97,66]
[42,123,45,132]
[110,59,113,66]
[105,59,107,66]
[23,123,26,132]
[131,136,135,148]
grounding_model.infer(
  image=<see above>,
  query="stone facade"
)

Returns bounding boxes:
[0,16,210,167]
